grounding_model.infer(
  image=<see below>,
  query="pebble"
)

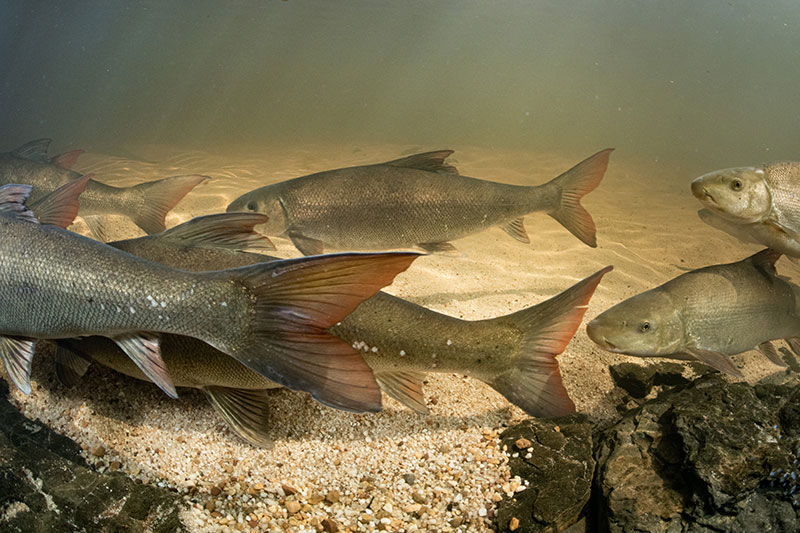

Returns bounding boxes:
[450,516,464,527]
[90,445,106,458]
[514,438,531,450]
[210,486,221,497]
[285,500,301,514]
[322,517,339,532]
[411,491,427,504]
[325,489,340,504]
[204,500,216,512]
[109,461,121,471]
[282,483,299,496]
[403,473,416,485]
[509,516,520,530]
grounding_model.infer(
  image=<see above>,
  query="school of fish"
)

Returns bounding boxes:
[2,136,798,447]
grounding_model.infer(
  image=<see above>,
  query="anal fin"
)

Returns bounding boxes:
[202,386,274,448]
[111,333,176,398]
[375,370,429,414]
[82,215,108,241]
[28,175,90,229]
[0,336,36,394]
[54,341,92,387]
[786,337,800,357]
[684,347,744,379]
[501,217,530,244]
[288,231,325,255]
[758,341,788,367]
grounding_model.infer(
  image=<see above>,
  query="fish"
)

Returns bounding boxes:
[0,184,419,413]
[691,161,800,253]
[586,249,800,378]
[226,148,613,255]
[55,213,612,446]
[697,208,800,260]
[0,139,209,236]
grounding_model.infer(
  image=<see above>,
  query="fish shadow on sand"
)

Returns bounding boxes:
[29,359,513,446]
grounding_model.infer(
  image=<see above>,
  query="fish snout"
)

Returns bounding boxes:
[586,319,617,351]
[690,179,713,203]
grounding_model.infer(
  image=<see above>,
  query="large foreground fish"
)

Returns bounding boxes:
[692,161,800,256]
[586,249,800,377]
[55,213,611,446]
[0,139,207,235]
[227,149,613,255]
[0,185,418,412]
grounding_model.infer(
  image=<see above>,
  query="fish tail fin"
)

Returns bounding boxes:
[544,148,613,247]
[485,266,612,417]
[127,174,209,234]
[222,252,420,413]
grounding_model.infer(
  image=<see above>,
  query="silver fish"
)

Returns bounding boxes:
[586,249,800,377]
[0,184,418,412]
[227,149,612,255]
[57,213,611,446]
[0,139,208,235]
[691,161,800,253]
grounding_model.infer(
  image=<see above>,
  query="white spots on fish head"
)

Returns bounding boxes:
[351,340,374,353]
[160,301,166,308]
[691,167,772,224]
[370,346,378,353]
[220,302,228,307]
[399,350,406,357]
[129,306,135,314]
[115,306,121,313]
[446,339,453,346]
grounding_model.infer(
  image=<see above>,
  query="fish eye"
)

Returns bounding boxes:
[639,321,651,333]
[730,179,743,191]
[246,201,257,211]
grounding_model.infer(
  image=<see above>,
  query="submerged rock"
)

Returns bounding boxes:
[497,372,800,532]
[0,381,186,532]
[496,414,594,532]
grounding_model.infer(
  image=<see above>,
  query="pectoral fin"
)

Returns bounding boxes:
[288,231,324,256]
[766,220,800,242]
[684,347,744,379]
[758,341,788,367]
[158,213,275,252]
[501,217,530,244]
[54,341,92,387]
[418,241,460,255]
[374,370,429,414]
[202,386,274,448]
[0,336,36,394]
[111,333,176,399]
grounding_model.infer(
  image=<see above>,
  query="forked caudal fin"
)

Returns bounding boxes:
[220,252,421,413]
[545,148,613,248]
[128,174,210,234]
[487,266,613,417]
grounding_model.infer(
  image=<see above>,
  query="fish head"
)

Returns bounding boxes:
[586,290,686,357]
[227,190,288,236]
[691,167,771,224]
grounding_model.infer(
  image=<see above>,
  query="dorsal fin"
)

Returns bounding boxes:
[29,175,90,228]
[11,139,52,162]
[0,184,38,223]
[157,213,275,252]
[51,149,84,170]
[747,248,781,275]
[382,150,458,174]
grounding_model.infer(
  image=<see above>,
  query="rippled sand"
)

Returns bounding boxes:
[10,144,797,531]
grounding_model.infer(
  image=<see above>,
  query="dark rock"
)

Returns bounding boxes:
[0,380,186,532]
[609,363,655,398]
[595,373,800,532]
[496,414,594,532]
[652,362,691,387]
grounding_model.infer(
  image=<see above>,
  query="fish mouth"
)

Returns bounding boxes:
[586,321,618,351]
[690,180,715,204]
